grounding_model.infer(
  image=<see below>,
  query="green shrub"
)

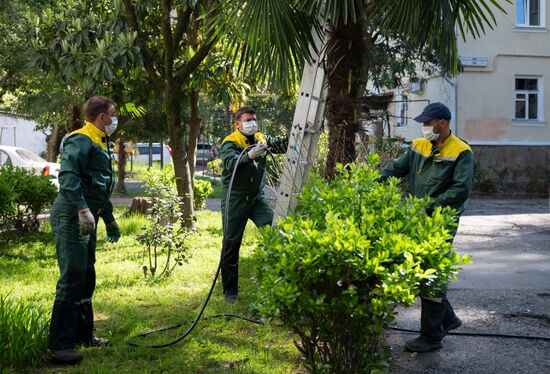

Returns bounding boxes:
[143,165,213,210]
[255,156,470,373]
[0,294,49,367]
[137,168,192,280]
[0,165,57,236]
[312,131,329,175]
[193,179,213,210]
[207,158,222,175]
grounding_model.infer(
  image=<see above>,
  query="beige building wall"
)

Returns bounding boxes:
[391,1,550,145]
[456,1,550,144]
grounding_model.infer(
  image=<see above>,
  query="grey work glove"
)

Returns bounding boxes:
[78,208,96,235]
[247,143,268,160]
[105,220,121,243]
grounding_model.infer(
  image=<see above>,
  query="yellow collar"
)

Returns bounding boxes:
[223,130,266,149]
[412,134,471,160]
[70,121,108,150]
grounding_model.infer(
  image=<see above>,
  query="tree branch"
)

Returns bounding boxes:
[173,6,192,53]
[174,35,215,85]
[162,0,174,81]
[121,0,162,88]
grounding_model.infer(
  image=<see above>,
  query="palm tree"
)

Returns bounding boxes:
[215,0,506,178]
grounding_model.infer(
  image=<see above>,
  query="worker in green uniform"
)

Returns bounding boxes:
[220,106,288,303]
[48,96,121,364]
[378,102,474,353]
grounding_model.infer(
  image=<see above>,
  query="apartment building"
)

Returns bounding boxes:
[388,0,549,196]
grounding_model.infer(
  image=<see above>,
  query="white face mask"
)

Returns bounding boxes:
[422,121,441,141]
[105,116,118,136]
[240,120,258,136]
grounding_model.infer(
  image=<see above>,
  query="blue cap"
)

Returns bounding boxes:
[413,102,451,122]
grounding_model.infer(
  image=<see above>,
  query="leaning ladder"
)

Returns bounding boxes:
[273,33,327,224]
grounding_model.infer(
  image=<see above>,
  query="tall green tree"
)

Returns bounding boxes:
[119,0,264,226]
[28,0,149,187]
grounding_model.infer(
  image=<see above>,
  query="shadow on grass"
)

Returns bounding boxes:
[0,230,56,261]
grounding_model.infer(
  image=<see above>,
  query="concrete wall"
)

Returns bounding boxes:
[472,145,550,197]
[456,0,550,144]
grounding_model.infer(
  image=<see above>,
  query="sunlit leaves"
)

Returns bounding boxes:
[255,156,470,370]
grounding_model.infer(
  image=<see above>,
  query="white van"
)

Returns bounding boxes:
[196,143,217,165]
[133,143,172,164]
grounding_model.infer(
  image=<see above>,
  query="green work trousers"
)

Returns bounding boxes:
[48,195,97,350]
[221,193,273,296]
[420,217,461,341]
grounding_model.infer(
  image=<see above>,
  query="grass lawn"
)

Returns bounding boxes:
[0,209,301,373]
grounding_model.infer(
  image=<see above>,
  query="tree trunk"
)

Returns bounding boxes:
[165,84,195,228]
[323,20,372,179]
[45,123,64,162]
[128,197,152,215]
[187,90,201,180]
[116,137,127,193]
[225,102,233,135]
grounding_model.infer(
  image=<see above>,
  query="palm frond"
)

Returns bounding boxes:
[118,102,146,119]
[375,0,509,75]
[207,0,319,90]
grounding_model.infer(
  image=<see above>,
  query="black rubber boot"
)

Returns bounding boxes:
[77,300,94,346]
[404,336,443,353]
[405,297,446,353]
[50,349,83,365]
[419,297,446,341]
[49,300,80,351]
[221,240,240,298]
[442,296,462,334]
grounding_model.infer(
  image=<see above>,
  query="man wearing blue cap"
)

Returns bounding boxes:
[379,102,474,352]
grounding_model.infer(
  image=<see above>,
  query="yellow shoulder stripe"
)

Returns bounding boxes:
[439,134,471,159]
[223,130,267,149]
[411,138,432,157]
[411,135,471,160]
[70,122,108,150]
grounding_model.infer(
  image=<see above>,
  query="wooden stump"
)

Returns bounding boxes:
[127,197,152,215]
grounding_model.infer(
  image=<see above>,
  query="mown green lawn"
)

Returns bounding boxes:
[0,209,301,373]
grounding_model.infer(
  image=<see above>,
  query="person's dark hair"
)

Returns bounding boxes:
[84,96,114,121]
[234,106,256,121]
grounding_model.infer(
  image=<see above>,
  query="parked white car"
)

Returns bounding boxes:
[0,145,60,187]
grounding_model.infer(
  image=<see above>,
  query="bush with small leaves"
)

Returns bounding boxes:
[193,179,213,210]
[145,165,213,211]
[136,168,192,280]
[207,158,222,175]
[0,165,57,237]
[255,156,470,373]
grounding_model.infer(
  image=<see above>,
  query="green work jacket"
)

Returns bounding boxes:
[57,121,115,223]
[379,134,474,215]
[220,130,288,200]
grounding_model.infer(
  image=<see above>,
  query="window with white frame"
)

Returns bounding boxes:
[395,94,408,128]
[516,0,545,27]
[514,77,542,121]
